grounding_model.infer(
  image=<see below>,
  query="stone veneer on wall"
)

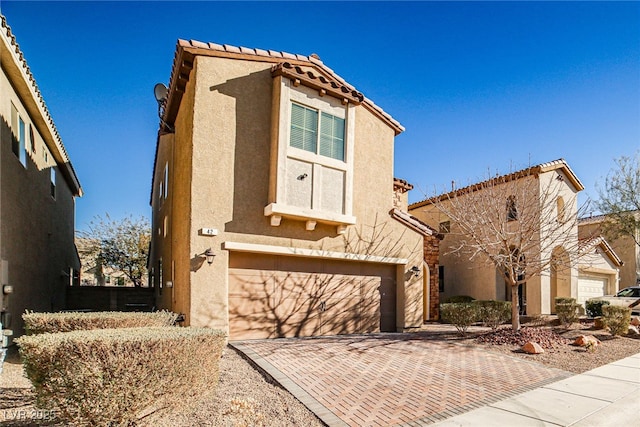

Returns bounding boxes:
[424,233,441,320]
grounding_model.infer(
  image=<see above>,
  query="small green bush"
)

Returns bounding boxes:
[17,326,225,426]
[602,305,631,336]
[440,303,480,336]
[585,300,610,318]
[554,297,575,305]
[443,295,476,304]
[475,300,511,330]
[556,303,580,326]
[23,310,179,335]
[555,297,580,326]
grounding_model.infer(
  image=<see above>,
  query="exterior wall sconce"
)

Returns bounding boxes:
[203,248,215,265]
[409,266,420,277]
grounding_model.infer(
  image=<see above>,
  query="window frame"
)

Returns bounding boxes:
[265,78,356,231]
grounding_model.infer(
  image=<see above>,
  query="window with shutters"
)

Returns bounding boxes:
[265,79,356,233]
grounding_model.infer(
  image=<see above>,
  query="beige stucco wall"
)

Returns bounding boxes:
[150,54,424,333]
[0,58,79,338]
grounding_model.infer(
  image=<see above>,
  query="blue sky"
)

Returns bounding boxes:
[2,1,638,230]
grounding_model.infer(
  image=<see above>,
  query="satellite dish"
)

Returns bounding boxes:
[154,83,168,103]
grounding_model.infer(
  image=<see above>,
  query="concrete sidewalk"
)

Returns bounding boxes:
[430,353,640,427]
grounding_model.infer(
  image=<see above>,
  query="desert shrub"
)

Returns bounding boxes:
[555,297,580,326]
[23,310,179,335]
[443,295,475,303]
[440,303,480,336]
[585,300,610,318]
[17,327,225,426]
[475,300,511,330]
[554,297,575,306]
[602,305,631,336]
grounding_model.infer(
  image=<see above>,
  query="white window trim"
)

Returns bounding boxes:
[265,78,356,233]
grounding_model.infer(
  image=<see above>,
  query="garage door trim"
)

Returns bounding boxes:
[223,241,408,265]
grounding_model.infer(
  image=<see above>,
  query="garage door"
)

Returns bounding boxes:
[577,275,608,305]
[228,252,396,340]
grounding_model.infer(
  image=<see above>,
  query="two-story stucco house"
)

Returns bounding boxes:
[0,15,82,339]
[409,159,620,315]
[149,40,427,339]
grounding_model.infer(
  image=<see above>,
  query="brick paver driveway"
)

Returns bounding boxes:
[233,332,572,426]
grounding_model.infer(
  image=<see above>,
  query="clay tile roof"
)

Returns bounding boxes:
[223,44,241,53]
[207,42,224,51]
[390,208,442,238]
[579,236,624,267]
[409,158,584,210]
[0,14,82,196]
[164,39,404,135]
[394,177,414,192]
[578,214,608,225]
[271,62,365,104]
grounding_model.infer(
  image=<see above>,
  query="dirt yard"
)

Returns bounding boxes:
[1,320,639,426]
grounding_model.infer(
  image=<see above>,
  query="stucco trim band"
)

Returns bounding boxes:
[222,241,408,265]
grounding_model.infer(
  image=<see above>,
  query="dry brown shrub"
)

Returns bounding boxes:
[17,327,225,426]
[22,311,179,335]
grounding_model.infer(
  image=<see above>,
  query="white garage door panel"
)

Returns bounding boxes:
[578,276,607,305]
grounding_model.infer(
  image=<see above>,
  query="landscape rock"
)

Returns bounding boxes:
[574,335,601,347]
[630,317,640,327]
[476,327,569,348]
[522,341,544,354]
[628,325,639,335]
[594,317,605,329]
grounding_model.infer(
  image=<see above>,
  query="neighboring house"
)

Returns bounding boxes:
[575,235,623,305]
[408,159,620,315]
[149,40,425,339]
[76,237,145,287]
[579,212,638,289]
[0,15,82,339]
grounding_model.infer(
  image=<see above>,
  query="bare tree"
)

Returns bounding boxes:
[595,151,640,248]
[423,166,589,331]
[79,214,151,287]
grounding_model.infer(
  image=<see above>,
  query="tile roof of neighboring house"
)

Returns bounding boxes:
[161,39,404,135]
[394,178,414,193]
[579,236,624,267]
[0,15,82,196]
[390,208,442,238]
[578,214,608,225]
[409,158,584,210]
[579,210,639,226]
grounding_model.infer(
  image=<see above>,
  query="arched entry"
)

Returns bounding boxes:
[423,263,430,322]
[551,246,571,313]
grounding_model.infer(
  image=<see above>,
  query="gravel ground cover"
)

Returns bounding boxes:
[1,320,639,426]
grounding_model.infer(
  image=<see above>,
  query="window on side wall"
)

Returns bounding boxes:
[439,221,450,234]
[10,104,27,167]
[50,167,56,199]
[507,195,518,221]
[163,163,169,199]
[438,266,445,292]
[556,196,565,223]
